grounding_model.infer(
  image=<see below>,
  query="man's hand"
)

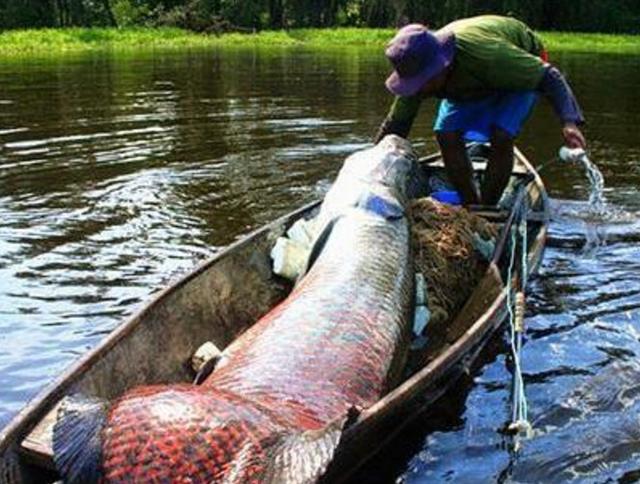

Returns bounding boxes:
[562,123,586,149]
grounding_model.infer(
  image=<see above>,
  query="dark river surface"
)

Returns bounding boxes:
[1,46,640,481]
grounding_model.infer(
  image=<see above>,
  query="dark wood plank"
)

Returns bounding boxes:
[472,209,546,223]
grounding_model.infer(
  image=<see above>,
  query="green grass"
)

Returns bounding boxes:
[1,27,638,58]
[539,31,640,54]
[0,28,216,56]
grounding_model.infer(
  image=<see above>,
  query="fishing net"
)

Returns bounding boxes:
[409,198,498,330]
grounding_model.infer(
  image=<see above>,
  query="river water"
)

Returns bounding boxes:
[1,46,639,481]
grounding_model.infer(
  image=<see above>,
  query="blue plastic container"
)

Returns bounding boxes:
[431,190,462,206]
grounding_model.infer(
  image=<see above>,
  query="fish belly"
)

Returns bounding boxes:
[209,210,414,425]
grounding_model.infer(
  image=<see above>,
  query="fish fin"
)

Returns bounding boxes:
[264,408,359,484]
[52,394,107,484]
[298,216,340,281]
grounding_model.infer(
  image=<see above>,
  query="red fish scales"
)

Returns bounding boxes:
[206,215,413,423]
[102,386,285,482]
[95,195,413,482]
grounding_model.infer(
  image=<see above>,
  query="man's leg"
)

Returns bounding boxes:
[481,127,514,206]
[481,91,538,205]
[436,131,480,205]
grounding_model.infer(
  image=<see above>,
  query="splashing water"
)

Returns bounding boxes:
[559,147,607,215]
[583,156,606,216]
[559,147,608,249]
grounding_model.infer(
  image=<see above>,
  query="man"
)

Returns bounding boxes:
[375,15,587,205]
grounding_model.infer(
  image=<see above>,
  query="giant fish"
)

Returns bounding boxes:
[53,134,418,483]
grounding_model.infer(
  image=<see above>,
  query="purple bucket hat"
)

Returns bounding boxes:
[385,24,455,97]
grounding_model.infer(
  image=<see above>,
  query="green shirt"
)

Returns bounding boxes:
[379,15,546,139]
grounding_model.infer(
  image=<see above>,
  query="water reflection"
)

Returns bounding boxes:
[1,47,640,480]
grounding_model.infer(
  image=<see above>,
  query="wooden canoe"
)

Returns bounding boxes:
[0,146,549,484]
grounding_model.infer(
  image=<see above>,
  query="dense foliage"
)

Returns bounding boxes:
[1,0,639,33]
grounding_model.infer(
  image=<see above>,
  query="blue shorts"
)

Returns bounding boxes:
[433,91,538,142]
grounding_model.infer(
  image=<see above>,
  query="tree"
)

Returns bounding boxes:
[2,0,640,32]
[268,0,284,28]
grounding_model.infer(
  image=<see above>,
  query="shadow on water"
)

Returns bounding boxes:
[1,48,640,479]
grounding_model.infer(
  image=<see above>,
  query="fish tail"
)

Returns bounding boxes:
[52,394,108,484]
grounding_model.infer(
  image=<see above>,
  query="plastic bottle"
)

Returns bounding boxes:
[558,146,586,163]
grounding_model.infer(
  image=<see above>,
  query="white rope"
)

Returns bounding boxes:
[520,202,528,285]
[506,202,533,451]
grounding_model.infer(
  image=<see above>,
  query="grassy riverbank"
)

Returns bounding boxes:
[1,27,639,58]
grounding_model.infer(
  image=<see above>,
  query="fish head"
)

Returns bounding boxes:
[376,134,421,202]
[343,134,419,205]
